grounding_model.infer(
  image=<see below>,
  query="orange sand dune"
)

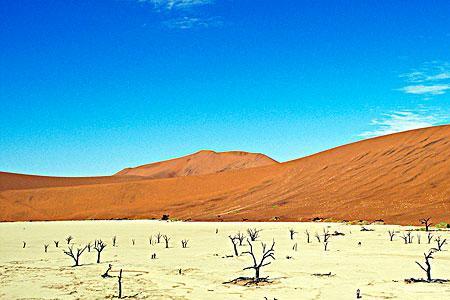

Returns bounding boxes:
[0,150,275,192]
[114,150,278,178]
[1,125,449,224]
[0,172,142,192]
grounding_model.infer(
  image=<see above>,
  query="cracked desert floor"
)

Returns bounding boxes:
[1,220,449,299]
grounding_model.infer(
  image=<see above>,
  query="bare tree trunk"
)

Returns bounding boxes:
[229,236,239,256]
[118,269,123,298]
[289,228,297,240]
[163,235,170,248]
[427,232,434,244]
[388,230,395,241]
[255,268,260,281]
[416,250,434,282]
[305,230,310,243]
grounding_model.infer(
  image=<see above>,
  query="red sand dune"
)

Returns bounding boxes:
[0,172,141,192]
[114,150,278,178]
[1,125,449,225]
[0,150,276,192]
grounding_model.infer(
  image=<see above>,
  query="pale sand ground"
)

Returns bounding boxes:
[0,221,449,299]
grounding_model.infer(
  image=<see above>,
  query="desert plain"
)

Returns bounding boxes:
[1,220,449,299]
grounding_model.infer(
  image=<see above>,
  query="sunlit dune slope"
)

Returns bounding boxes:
[1,125,449,224]
[114,150,278,178]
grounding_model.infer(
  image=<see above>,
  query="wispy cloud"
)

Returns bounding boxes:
[400,71,450,83]
[399,62,450,96]
[138,0,221,29]
[140,0,214,10]
[399,84,450,95]
[359,109,448,138]
[163,16,223,29]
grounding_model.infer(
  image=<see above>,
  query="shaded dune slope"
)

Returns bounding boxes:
[0,172,142,192]
[1,125,449,224]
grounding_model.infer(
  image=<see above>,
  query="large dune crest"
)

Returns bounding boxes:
[0,150,277,192]
[1,125,449,224]
[114,150,278,178]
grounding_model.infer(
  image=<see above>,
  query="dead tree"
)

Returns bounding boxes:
[163,235,170,248]
[289,228,298,240]
[315,232,321,243]
[94,239,107,263]
[112,236,117,247]
[400,232,412,244]
[242,239,275,282]
[417,234,421,244]
[388,230,396,241]
[63,245,88,267]
[323,229,331,251]
[87,242,92,252]
[420,218,432,231]
[148,236,152,245]
[54,240,59,247]
[416,250,434,282]
[66,235,73,244]
[181,239,189,248]
[247,228,262,241]
[360,226,374,232]
[400,233,407,244]
[22,241,26,248]
[44,244,49,252]
[292,242,298,251]
[433,236,447,251]
[408,232,414,244]
[427,232,434,244]
[228,235,240,256]
[118,269,123,298]
[305,230,311,243]
[236,232,245,246]
[102,264,113,278]
[132,239,135,246]
[156,233,162,244]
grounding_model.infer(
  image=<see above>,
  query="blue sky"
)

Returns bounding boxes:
[1,0,449,176]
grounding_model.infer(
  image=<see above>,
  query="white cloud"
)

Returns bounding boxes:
[138,0,221,29]
[399,84,450,95]
[426,72,450,81]
[400,62,450,83]
[362,62,449,138]
[359,109,448,138]
[163,16,222,29]
[140,0,214,10]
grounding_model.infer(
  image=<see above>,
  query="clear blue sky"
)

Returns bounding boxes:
[1,1,449,176]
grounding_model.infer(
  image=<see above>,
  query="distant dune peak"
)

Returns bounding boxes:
[113,150,278,178]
